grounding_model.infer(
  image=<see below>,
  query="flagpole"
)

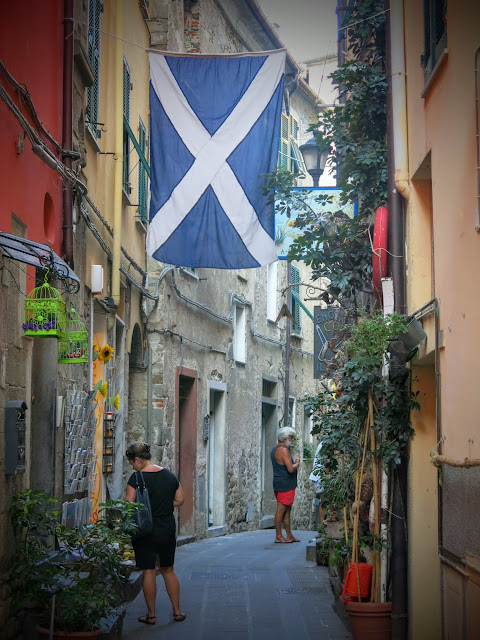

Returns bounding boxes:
[283,262,292,427]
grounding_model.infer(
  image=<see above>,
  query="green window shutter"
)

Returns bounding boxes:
[123,58,132,193]
[291,265,301,333]
[87,0,102,139]
[278,114,290,168]
[423,0,447,77]
[138,117,147,222]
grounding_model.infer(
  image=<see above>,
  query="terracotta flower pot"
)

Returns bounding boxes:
[344,601,392,640]
[36,626,102,640]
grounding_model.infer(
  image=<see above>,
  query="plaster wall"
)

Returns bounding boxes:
[403,0,480,632]
[404,0,480,462]
[408,365,441,640]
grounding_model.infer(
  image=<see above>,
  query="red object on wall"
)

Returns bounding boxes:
[0,1,64,271]
[372,206,388,293]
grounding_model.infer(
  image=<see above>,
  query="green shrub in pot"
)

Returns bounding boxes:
[10,490,138,633]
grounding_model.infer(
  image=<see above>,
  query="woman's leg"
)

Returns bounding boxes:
[142,568,157,619]
[159,566,182,615]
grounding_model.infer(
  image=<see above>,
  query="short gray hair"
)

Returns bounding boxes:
[277,427,296,443]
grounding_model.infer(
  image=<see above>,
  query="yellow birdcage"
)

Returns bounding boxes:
[58,307,88,364]
[23,274,66,338]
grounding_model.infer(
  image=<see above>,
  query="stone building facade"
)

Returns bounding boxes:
[127,0,324,542]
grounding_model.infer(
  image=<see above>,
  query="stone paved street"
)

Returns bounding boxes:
[122,529,351,640]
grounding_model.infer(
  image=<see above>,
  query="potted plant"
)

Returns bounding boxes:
[10,490,138,638]
[306,313,419,638]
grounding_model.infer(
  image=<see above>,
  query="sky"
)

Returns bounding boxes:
[256,0,339,103]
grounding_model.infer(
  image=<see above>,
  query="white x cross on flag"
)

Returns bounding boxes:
[146,49,286,269]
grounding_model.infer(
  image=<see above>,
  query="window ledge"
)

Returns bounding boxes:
[85,125,102,153]
[291,331,303,340]
[422,48,448,99]
[135,217,147,233]
[177,267,198,280]
[122,187,133,205]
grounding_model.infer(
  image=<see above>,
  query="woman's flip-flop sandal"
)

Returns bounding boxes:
[139,615,156,625]
[173,613,187,622]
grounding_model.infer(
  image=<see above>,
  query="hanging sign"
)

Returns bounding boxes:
[314,306,346,379]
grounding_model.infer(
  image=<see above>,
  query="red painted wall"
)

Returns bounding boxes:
[0,1,64,255]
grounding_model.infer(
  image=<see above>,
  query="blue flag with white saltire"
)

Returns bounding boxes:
[146,49,286,269]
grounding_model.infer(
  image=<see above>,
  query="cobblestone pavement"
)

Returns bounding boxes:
[122,528,351,640]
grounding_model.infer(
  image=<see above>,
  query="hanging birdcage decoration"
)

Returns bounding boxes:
[58,307,88,363]
[23,274,66,338]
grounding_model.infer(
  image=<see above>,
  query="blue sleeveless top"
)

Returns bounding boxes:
[271,445,297,492]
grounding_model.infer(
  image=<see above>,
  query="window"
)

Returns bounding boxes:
[303,407,313,444]
[87,0,102,140]
[278,114,301,174]
[233,305,246,363]
[123,57,132,194]
[266,261,277,322]
[288,397,296,429]
[278,114,289,169]
[138,117,148,222]
[290,264,301,334]
[423,0,447,78]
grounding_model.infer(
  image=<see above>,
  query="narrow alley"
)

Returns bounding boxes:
[122,529,351,640]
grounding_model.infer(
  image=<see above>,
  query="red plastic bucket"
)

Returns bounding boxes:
[341,562,373,601]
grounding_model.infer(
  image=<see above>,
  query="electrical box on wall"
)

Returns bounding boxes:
[91,265,104,295]
[5,400,27,475]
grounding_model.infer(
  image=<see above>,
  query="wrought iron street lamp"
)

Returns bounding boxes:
[299,135,329,187]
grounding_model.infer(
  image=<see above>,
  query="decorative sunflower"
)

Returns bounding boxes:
[113,395,120,410]
[100,382,108,398]
[98,344,114,362]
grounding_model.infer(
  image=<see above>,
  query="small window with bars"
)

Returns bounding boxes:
[422,0,447,78]
[262,378,277,399]
[123,57,132,194]
[291,265,301,334]
[138,117,148,222]
[87,0,102,140]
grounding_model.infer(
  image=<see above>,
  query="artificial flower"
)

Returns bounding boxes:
[98,344,114,362]
[100,382,108,398]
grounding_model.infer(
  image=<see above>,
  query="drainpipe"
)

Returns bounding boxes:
[474,46,480,232]
[62,0,74,267]
[386,1,408,638]
[112,6,123,306]
[283,263,292,426]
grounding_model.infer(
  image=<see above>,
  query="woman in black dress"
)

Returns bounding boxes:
[125,442,186,625]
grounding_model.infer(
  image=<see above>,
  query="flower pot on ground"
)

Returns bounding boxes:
[10,490,138,634]
[35,627,102,640]
[344,601,392,640]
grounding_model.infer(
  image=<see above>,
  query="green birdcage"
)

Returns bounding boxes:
[23,274,66,338]
[58,307,88,364]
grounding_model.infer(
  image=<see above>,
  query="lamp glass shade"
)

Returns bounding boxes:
[299,137,320,172]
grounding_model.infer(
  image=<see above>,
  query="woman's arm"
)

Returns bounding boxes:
[125,484,136,502]
[173,483,184,507]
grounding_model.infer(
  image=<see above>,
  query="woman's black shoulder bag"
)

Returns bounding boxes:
[132,471,153,539]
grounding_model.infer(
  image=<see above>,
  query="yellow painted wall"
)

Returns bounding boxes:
[82,0,150,507]
[403,0,480,635]
[404,0,480,463]
[83,0,148,349]
[408,365,441,639]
